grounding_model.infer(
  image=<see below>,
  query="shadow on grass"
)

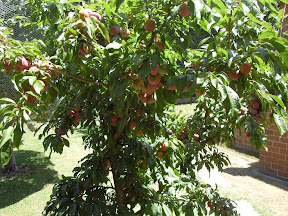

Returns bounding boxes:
[222,162,288,192]
[0,150,59,209]
[225,145,260,159]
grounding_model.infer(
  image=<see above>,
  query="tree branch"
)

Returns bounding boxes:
[279,3,288,37]
[66,72,108,88]
[227,10,233,49]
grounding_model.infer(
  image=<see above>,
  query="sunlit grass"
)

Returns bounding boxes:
[174,103,198,116]
[0,123,90,216]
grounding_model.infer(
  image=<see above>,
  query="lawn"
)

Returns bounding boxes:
[0,123,91,216]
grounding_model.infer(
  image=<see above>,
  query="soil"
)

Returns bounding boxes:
[0,166,33,182]
[198,146,288,216]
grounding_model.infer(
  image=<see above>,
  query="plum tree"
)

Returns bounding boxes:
[1,0,288,215]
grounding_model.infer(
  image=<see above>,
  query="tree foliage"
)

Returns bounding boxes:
[1,0,288,215]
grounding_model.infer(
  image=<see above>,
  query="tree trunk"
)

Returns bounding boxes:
[5,148,18,172]
[110,128,127,213]
[280,3,288,37]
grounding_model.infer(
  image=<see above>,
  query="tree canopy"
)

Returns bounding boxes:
[1,0,288,215]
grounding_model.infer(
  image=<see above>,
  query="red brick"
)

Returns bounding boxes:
[272,152,286,160]
[273,142,287,150]
[273,129,282,137]
[261,145,271,152]
[260,167,278,176]
[279,137,288,144]
[272,164,286,172]
[265,156,278,164]
[266,129,274,135]
[268,146,280,153]
[278,171,288,180]
[265,140,274,147]
[260,149,269,156]
[281,149,288,155]
[260,160,271,168]
[278,159,288,167]
[269,135,279,142]
[243,137,249,142]
[268,124,279,131]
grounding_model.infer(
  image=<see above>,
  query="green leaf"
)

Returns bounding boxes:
[116,0,125,11]
[34,80,45,94]
[270,38,288,66]
[151,203,162,215]
[0,126,14,149]
[0,103,14,117]
[224,86,240,114]
[198,37,210,48]
[187,0,195,17]
[266,94,286,109]
[3,28,13,35]
[217,83,227,101]
[13,124,23,148]
[250,133,267,149]
[257,47,270,63]
[0,98,16,104]
[1,143,12,165]
[211,0,226,16]
[162,203,173,216]
[28,76,37,86]
[63,138,70,147]
[97,19,110,42]
[258,30,275,42]
[241,0,261,16]
[102,2,112,17]
[273,114,287,136]
[138,60,150,80]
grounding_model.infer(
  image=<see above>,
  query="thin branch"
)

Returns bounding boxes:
[227,10,233,49]
[199,108,210,137]
[279,3,288,37]
[66,72,108,88]
[95,186,115,190]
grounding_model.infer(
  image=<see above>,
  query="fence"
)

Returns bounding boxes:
[0,0,42,99]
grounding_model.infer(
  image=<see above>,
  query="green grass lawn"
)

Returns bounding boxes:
[174,103,197,115]
[0,123,91,216]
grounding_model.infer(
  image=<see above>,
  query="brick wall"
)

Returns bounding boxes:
[235,122,288,182]
[259,123,288,181]
[235,129,259,152]
[257,2,288,181]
